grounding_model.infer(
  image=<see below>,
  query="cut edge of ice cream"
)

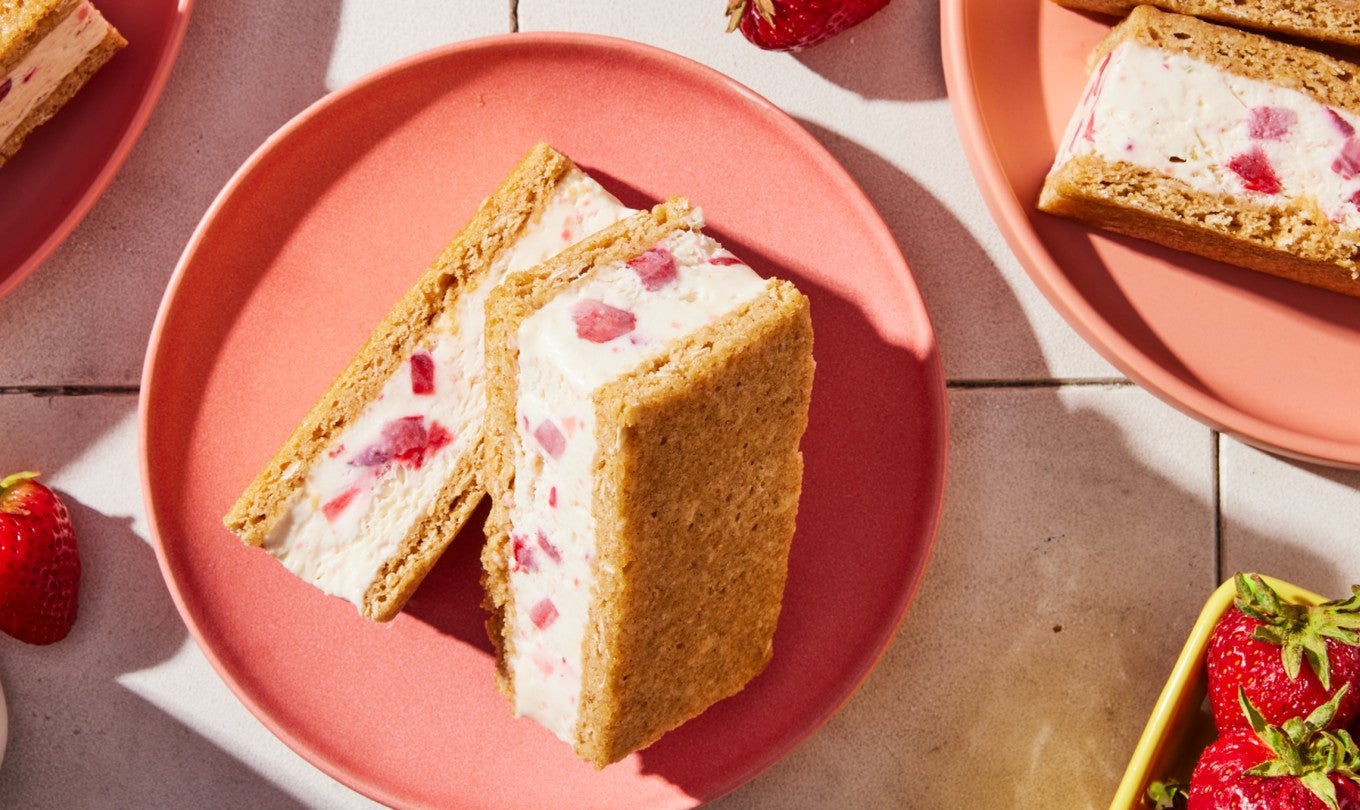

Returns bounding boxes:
[502,223,770,743]
[0,2,114,145]
[1050,38,1360,229]
[261,168,636,614]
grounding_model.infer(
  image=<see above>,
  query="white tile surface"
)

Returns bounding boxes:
[0,395,374,806]
[0,0,1356,807]
[1220,437,1360,597]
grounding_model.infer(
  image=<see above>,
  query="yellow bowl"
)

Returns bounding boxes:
[1109,575,1326,809]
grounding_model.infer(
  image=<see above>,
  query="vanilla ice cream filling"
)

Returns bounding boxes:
[264,170,633,608]
[0,2,110,143]
[1055,41,1360,229]
[507,228,768,742]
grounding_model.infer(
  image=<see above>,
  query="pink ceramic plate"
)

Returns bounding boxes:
[944,0,1360,468]
[140,33,946,808]
[0,0,193,299]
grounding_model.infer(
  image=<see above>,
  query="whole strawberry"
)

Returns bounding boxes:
[1189,688,1360,809]
[0,472,79,644]
[1207,574,1360,733]
[725,0,890,52]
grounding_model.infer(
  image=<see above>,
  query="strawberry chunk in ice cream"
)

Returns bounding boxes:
[504,226,770,741]
[1053,40,1360,225]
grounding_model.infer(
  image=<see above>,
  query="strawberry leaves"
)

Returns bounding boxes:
[1238,686,1360,810]
[1237,573,1360,691]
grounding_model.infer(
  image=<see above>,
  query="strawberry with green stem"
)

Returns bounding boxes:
[0,472,80,645]
[1207,574,1360,732]
[1189,687,1360,809]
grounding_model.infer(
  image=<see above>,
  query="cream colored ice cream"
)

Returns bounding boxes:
[1055,41,1360,228]
[505,227,769,741]
[0,2,111,142]
[263,170,634,607]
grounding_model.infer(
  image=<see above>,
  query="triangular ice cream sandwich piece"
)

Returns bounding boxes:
[0,0,126,166]
[481,199,815,766]
[223,143,635,620]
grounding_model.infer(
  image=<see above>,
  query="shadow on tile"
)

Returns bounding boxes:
[0,393,136,478]
[713,385,1218,809]
[790,0,946,102]
[0,1,345,386]
[797,118,1050,379]
[0,495,305,806]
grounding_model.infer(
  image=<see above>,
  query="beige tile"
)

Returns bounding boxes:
[717,385,1214,809]
[1220,438,1360,598]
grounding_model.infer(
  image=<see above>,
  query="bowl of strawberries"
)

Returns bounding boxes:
[1115,574,1360,809]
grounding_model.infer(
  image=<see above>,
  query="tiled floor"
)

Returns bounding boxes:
[1,1,1357,808]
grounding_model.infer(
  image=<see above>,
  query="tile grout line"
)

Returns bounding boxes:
[0,385,139,396]
[1211,430,1223,585]
[947,378,1134,389]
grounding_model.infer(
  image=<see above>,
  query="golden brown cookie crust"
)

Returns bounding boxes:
[482,199,815,767]
[223,143,577,621]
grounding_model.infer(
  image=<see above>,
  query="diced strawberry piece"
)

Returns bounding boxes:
[530,598,559,630]
[571,299,636,343]
[426,422,452,455]
[349,444,391,468]
[548,486,557,508]
[1081,53,1113,143]
[536,530,563,564]
[1334,139,1360,179]
[708,255,743,266]
[1227,148,1282,194]
[533,421,567,458]
[512,533,537,573]
[0,78,10,104]
[384,416,429,464]
[1248,106,1295,141]
[322,488,360,522]
[410,351,435,395]
[77,4,88,20]
[628,247,679,291]
[1350,189,1360,209]
[1329,108,1356,138]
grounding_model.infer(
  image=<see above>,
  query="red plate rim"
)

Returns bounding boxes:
[139,31,949,806]
[941,0,1360,469]
[0,0,196,300]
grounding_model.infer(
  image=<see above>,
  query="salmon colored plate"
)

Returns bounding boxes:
[0,0,193,299]
[139,34,946,808]
[943,0,1360,468]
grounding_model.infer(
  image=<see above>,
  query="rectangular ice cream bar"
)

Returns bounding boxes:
[223,144,635,620]
[482,199,815,767]
[1039,6,1360,298]
[0,0,126,165]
